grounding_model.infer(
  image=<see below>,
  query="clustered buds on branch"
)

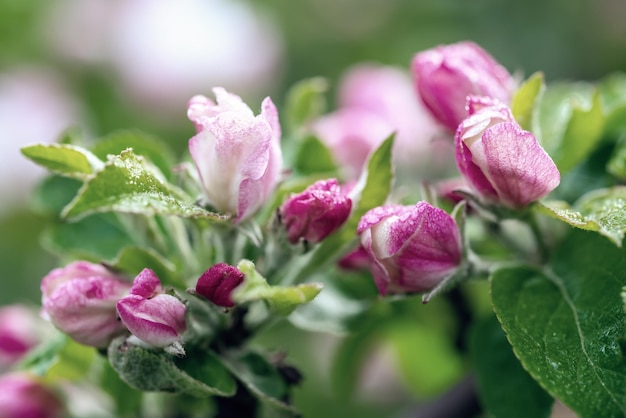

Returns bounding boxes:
[16,38,571,417]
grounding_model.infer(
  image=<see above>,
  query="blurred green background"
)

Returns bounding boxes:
[1,0,623,416]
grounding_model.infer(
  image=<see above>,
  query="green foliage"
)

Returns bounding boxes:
[62,149,221,221]
[470,315,553,418]
[491,230,626,418]
[99,359,143,418]
[234,260,322,316]
[92,130,177,180]
[534,82,605,173]
[19,333,96,382]
[293,135,337,176]
[113,247,185,288]
[21,143,102,180]
[108,336,236,397]
[511,72,545,131]
[539,186,626,246]
[283,77,328,134]
[221,350,297,414]
[598,72,626,137]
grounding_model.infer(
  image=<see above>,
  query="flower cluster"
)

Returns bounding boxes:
[17,38,571,417]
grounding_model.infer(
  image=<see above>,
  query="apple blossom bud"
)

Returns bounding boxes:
[280,179,352,244]
[187,87,282,222]
[455,98,560,208]
[117,269,186,348]
[411,41,516,131]
[195,263,245,308]
[0,305,48,367]
[0,373,63,418]
[358,202,462,295]
[41,262,131,348]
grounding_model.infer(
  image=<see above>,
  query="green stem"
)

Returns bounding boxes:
[527,210,549,263]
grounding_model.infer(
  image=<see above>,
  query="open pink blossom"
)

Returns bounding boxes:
[41,262,131,348]
[187,87,282,222]
[455,98,560,208]
[280,178,352,244]
[117,269,186,348]
[358,202,462,295]
[411,41,516,131]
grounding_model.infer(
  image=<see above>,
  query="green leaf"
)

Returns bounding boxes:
[288,275,373,334]
[330,326,380,400]
[41,214,135,262]
[21,143,103,179]
[558,91,605,172]
[31,175,83,216]
[289,135,395,283]
[293,135,337,175]
[221,350,295,414]
[113,246,185,289]
[18,333,69,376]
[234,260,322,316]
[534,82,605,173]
[607,136,626,180]
[92,130,176,180]
[284,77,328,133]
[470,315,553,418]
[19,333,96,382]
[387,320,464,397]
[598,72,626,138]
[62,149,222,221]
[108,336,236,397]
[99,359,143,418]
[491,230,626,418]
[511,72,545,131]
[539,186,626,246]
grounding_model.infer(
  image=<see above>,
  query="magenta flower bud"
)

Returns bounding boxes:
[358,202,462,295]
[455,99,560,208]
[280,179,352,244]
[117,269,186,348]
[411,41,516,131]
[195,263,245,308]
[187,87,282,222]
[0,373,63,418]
[40,262,131,348]
[0,305,47,367]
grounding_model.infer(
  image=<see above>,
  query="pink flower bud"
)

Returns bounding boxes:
[41,262,131,348]
[280,179,352,244]
[195,263,245,308]
[455,99,560,208]
[411,41,516,131]
[358,202,462,295]
[0,373,63,418]
[0,305,47,367]
[187,87,282,222]
[116,269,186,348]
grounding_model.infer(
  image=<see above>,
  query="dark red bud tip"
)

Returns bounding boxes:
[195,263,245,307]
